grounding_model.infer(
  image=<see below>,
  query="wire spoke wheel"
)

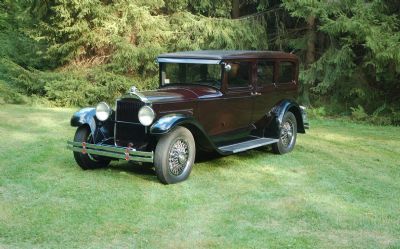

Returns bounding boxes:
[272,111,297,154]
[154,126,195,184]
[280,120,294,148]
[168,139,190,176]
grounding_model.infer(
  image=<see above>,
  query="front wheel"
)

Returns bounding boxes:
[73,126,111,170]
[272,111,297,154]
[154,126,196,184]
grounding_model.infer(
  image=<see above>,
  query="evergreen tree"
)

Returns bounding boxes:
[30,0,268,75]
[1,0,399,123]
[267,0,399,117]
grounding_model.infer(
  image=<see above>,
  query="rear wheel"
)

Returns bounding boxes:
[154,126,196,184]
[73,126,111,169]
[272,111,297,154]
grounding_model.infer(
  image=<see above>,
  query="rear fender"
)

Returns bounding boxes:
[264,100,306,138]
[274,100,305,133]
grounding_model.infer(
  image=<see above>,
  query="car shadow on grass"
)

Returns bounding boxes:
[108,162,159,183]
[195,150,223,163]
[105,146,274,182]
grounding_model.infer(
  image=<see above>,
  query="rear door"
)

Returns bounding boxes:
[275,61,298,100]
[252,60,277,123]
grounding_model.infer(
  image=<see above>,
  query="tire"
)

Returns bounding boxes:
[73,126,111,170]
[154,126,196,184]
[272,111,297,154]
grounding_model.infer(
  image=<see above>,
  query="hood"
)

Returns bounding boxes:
[140,86,222,103]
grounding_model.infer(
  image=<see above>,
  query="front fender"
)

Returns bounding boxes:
[70,107,97,134]
[150,114,217,152]
[70,107,114,144]
[150,114,198,135]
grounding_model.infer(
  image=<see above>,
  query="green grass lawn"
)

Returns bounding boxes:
[0,104,399,249]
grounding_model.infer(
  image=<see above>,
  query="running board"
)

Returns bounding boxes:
[218,137,279,154]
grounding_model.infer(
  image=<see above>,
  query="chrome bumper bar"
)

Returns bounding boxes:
[300,105,310,129]
[67,141,154,163]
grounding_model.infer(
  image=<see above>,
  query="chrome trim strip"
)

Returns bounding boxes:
[67,141,154,162]
[114,98,119,146]
[114,120,141,125]
[157,58,221,64]
[300,105,309,129]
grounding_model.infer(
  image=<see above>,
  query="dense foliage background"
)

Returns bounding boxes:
[0,0,399,124]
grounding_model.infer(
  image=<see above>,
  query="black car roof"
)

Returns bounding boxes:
[157,50,298,60]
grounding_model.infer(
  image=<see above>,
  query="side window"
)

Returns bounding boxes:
[228,62,250,88]
[278,62,295,83]
[257,61,274,85]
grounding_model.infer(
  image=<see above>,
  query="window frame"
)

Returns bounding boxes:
[277,61,296,84]
[225,60,254,91]
[159,62,224,90]
[256,60,276,86]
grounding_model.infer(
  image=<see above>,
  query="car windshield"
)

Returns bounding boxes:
[161,63,222,89]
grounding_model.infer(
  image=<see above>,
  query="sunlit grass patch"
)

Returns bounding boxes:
[0,104,399,249]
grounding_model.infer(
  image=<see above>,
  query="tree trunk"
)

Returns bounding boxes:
[232,0,240,19]
[303,15,316,106]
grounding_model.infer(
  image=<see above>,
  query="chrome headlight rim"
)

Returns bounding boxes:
[95,102,111,121]
[138,105,155,126]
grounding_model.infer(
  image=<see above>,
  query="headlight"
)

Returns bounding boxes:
[138,106,155,126]
[95,102,111,121]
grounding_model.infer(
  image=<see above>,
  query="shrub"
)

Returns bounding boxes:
[350,105,369,121]
[308,107,327,119]
[0,80,27,104]
[44,68,156,107]
[0,58,46,96]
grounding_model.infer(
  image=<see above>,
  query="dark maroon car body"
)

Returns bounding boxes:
[68,50,308,183]
[146,51,304,150]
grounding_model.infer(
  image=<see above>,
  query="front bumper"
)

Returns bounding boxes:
[67,141,154,163]
[300,106,310,129]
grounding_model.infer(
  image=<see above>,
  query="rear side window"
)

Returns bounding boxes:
[227,62,250,88]
[278,62,295,83]
[257,61,274,85]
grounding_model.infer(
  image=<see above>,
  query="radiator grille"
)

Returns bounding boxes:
[115,99,147,147]
[116,99,144,123]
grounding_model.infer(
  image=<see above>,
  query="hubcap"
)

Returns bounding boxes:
[280,120,294,148]
[169,139,189,176]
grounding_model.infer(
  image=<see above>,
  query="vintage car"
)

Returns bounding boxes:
[67,50,309,184]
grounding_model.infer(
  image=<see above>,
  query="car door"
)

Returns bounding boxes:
[204,61,254,143]
[252,60,277,124]
[275,61,298,100]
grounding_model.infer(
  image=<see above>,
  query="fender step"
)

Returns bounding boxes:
[218,137,279,154]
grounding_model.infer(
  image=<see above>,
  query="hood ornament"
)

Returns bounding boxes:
[129,86,138,94]
[125,85,150,103]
